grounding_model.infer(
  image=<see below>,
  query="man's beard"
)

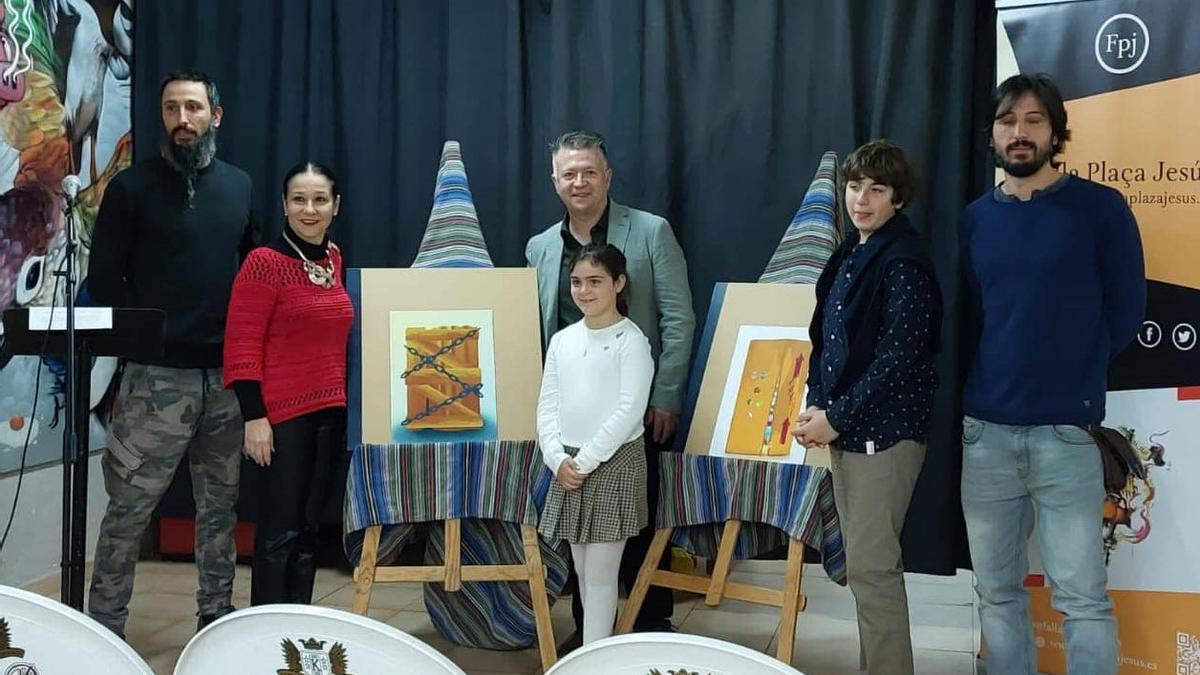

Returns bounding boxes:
[993,140,1055,178]
[160,125,217,204]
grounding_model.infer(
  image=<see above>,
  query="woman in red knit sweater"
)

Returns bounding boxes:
[223,161,354,605]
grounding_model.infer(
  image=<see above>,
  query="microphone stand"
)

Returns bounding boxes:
[54,185,88,609]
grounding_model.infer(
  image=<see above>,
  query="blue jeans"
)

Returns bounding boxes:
[961,415,1116,675]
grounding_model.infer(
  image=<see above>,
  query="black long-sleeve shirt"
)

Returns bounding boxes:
[87,156,258,367]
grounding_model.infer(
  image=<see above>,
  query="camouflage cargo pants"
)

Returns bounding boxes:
[88,363,241,635]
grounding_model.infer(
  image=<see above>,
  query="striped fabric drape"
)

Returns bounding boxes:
[657,453,846,584]
[342,440,571,649]
[423,518,569,650]
[758,150,841,285]
[343,440,551,532]
[411,140,494,268]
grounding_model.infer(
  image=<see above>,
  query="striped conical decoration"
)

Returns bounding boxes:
[759,150,841,284]
[411,140,494,268]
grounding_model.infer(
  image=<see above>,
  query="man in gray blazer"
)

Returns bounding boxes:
[527,130,695,644]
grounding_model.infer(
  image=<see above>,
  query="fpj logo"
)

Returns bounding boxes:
[1095,13,1149,74]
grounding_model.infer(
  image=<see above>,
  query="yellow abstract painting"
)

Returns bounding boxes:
[724,338,812,457]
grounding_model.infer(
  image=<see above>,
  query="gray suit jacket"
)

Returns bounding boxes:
[526,200,695,413]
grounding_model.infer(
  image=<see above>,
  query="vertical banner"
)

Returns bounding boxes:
[997,1,1200,673]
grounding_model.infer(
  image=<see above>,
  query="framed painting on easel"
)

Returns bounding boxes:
[678,282,828,468]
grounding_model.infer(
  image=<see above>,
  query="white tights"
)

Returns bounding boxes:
[570,539,628,645]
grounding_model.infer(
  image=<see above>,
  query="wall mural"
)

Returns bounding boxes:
[0,0,133,473]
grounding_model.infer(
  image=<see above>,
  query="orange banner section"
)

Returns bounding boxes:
[1031,588,1200,673]
[1062,74,1200,290]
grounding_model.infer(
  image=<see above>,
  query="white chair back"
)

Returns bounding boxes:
[173,604,466,674]
[545,632,806,675]
[0,585,154,674]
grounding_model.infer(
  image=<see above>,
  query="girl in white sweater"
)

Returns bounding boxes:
[537,243,655,645]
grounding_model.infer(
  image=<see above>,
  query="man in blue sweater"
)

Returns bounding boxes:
[960,73,1145,675]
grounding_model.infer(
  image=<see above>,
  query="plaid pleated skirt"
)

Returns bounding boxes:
[538,437,648,544]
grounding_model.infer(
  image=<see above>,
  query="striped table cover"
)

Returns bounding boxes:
[657,453,846,585]
[342,440,570,649]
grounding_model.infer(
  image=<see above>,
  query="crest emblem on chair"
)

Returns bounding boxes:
[0,619,25,661]
[277,637,354,675]
[0,618,36,675]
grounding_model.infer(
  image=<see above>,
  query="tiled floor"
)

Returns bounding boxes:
[24,559,982,674]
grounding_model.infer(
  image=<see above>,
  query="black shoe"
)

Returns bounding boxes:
[633,619,675,633]
[196,605,235,631]
[556,630,582,657]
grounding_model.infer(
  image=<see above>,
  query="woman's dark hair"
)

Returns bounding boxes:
[568,243,630,316]
[990,73,1071,165]
[282,161,340,198]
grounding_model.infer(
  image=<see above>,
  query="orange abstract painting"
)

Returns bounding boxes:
[723,338,812,457]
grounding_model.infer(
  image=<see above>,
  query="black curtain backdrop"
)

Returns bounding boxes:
[139,0,994,575]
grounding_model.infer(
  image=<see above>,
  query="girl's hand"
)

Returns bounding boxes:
[556,458,585,490]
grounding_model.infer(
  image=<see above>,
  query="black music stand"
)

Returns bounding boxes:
[2,307,164,610]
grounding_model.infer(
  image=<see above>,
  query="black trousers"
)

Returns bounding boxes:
[249,406,344,606]
[570,426,674,632]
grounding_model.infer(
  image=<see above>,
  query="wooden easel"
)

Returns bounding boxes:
[615,520,808,665]
[351,519,558,670]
